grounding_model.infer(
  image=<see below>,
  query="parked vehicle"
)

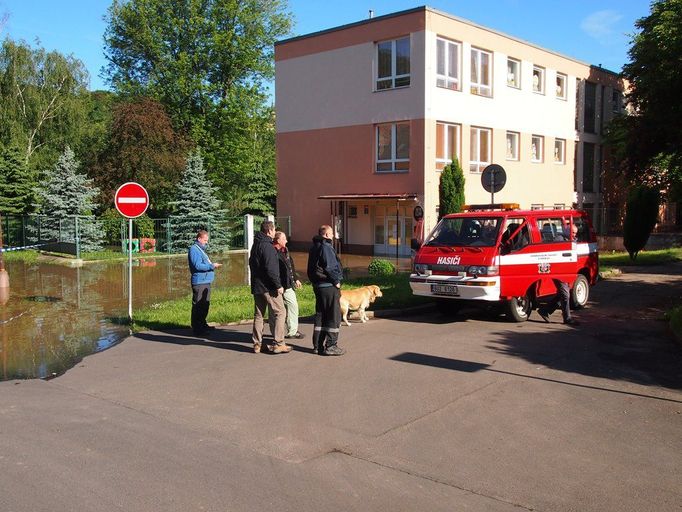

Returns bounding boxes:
[409,204,598,321]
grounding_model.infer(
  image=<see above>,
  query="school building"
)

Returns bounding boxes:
[275,6,625,255]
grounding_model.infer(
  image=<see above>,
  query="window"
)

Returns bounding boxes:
[556,73,567,99]
[584,81,597,133]
[470,47,492,97]
[376,37,410,90]
[507,58,520,88]
[506,131,519,160]
[612,89,622,113]
[531,135,544,163]
[554,138,565,164]
[470,127,491,173]
[501,218,531,253]
[537,217,569,243]
[436,122,461,170]
[348,206,358,218]
[376,122,410,172]
[532,65,545,94]
[582,142,595,192]
[436,37,460,90]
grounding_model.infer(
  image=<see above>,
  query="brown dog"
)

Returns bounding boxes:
[340,285,383,326]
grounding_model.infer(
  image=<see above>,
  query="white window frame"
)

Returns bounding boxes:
[533,65,545,94]
[470,126,492,173]
[436,37,460,91]
[376,37,411,91]
[470,47,493,97]
[554,138,566,164]
[376,122,410,173]
[556,72,567,99]
[506,131,519,161]
[531,135,544,163]
[436,122,461,170]
[507,58,521,89]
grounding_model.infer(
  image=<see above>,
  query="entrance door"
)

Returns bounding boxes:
[373,205,413,257]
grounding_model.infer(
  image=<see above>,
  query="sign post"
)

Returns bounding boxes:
[114,182,149,323]
[481,164,507,204]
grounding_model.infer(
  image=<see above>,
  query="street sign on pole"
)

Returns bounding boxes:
[481,164,507,204]
[114,182,149,219]
[114,182,149,325]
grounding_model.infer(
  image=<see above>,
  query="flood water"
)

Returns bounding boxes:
[0,252,411,381]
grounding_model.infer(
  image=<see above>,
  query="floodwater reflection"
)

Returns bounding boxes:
[0,252,411,381]
[0,253,250,381]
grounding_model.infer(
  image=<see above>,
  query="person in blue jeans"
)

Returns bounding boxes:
[188,229,222,336]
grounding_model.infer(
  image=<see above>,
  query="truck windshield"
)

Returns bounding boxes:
[424,217,501,247]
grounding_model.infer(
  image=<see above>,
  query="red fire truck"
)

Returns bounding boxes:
[409,204,599,321]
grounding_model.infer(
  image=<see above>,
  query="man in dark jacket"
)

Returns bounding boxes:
[307,225,345,356]
[249,220,291,354]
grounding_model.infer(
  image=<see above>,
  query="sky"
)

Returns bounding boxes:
[0,0,652,92]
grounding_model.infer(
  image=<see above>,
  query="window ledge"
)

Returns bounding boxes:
[375,170,410,175]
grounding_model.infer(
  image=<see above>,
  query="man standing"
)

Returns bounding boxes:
[188,229,222,336]
[269,231,305,340]
[307,225,345,356]
[538,222,580,325]
[249,221,292,354]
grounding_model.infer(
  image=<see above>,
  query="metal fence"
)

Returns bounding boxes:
[1,214,291,257]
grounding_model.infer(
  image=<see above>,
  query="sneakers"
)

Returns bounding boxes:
[537,309,551,323]
[563,318,580,326]
[285,332,306,339]
[271,343,293,354]
[323,345,345,356]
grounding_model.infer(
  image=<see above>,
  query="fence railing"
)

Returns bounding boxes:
[1,214,291,257]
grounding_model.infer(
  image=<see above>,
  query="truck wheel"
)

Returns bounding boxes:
[570,274,590,309]
[505,294,530,322]
[436,299,461,316]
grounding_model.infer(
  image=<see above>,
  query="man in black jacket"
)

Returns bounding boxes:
[307,225,345,356]
[249,220,292,354]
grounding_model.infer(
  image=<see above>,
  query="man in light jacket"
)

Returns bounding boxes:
[188,229,222,336]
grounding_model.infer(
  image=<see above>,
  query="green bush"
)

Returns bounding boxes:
[439,157,465,219]
[368,258,396,276]
[623,186,660,260]
[100,208,124,245]
[136,214,155,238]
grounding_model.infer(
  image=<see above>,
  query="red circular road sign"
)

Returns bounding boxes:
[114,182,149,218]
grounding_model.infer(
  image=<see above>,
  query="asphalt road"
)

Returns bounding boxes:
[1,265,681,512]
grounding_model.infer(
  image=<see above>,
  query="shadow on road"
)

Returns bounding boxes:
[136,329,254,353]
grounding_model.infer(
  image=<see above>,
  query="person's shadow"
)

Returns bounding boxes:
[136,328,254,353]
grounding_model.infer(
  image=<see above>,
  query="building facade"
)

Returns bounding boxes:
[275,6,624,255]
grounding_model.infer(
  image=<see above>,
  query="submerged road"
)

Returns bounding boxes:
[1,265,681,511]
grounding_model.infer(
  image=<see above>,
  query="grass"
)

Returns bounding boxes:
[600,247,682,268]
[133,272,430,332]
[667,306,682,342]
[1,249,39,263]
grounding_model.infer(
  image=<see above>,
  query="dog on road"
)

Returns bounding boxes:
[340,285,383,326]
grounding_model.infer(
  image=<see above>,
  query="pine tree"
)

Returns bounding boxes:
[169,150,229,251]
[36,147,103,252]
[0,145,36,214]
[439,157,466,218]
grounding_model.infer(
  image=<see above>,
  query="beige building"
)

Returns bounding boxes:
[276,6,625,255]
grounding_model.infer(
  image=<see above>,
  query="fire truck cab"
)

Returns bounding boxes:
[409,204,599,322]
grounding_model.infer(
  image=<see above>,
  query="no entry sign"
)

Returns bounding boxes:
[114,182,149,218]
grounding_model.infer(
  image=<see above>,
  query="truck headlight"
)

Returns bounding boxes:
[414,263,432,276]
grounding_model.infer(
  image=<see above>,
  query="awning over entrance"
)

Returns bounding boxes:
[317,193,417,200]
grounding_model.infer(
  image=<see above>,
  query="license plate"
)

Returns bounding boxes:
[431,284,459,296]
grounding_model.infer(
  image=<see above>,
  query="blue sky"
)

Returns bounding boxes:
[0,0,650,91]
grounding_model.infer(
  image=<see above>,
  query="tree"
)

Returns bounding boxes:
[623,185,660,260]
[439,157,466,218]
[102,0,292,208]
[617,0,682,187]
[169,150,229,251]
[36,147,103,252]
[0,38,90,171]
[0,144,37,214]
[90,97,191,214]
